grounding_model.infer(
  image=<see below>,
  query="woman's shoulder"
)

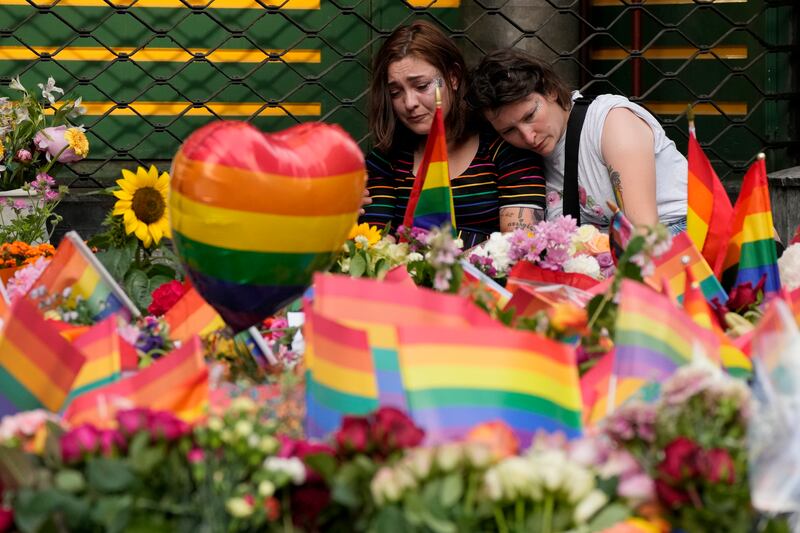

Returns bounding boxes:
[476,128,544,164]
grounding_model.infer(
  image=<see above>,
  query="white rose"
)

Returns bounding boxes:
[407,252,424,263]
[406,447,435,479]
[496,457,540,500]
[562,463,596,503]
[370,466,401,504]
[264,457,306,485]
[563,255,602,280]
[225,497,254,518]
[387,242,409,263]
[483,468,504,501]
[464,441,492,469]
[258,480,276,498]
[528,450,567,492]
[234,420,253,438]
[573,489,609,524]
[436,443,463,471]
[574,224,600,244]
[778,243,800,290]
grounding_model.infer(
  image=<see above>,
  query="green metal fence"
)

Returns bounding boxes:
[1,0,797,190]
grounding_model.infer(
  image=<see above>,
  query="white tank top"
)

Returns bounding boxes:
[544,92,688,228]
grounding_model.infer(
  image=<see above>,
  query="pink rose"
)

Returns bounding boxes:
[148,411,190,441]
[60,424,101,463]
[33,126,84,163]
[187,448,205,464]
[14,149,31,163]
[116,408,151,436]
[99,429,126,456]
[578,186,587,207]
[618,471,655,502]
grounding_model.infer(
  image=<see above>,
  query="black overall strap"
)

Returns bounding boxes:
[563,98,593,225]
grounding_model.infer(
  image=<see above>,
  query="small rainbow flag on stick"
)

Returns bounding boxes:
[611,280,719,409]
[304,308,379,438]
[682,271,751,379]
[650,232,728,305]
[608,202,633,265]
[64,315,129,407]
[396,323,582,446]
[29,232,139,322]
[687,123,733,276]
[0,298,86,417]
[163,287,226,343]
[720,154,781,295]
[64,336,208,428]
[402,86,456,232]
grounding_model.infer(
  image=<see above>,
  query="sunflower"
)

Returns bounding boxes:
[112,165,171,248]
[348,223,382,249]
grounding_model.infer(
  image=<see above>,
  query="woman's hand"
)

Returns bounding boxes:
[359,187,372,215]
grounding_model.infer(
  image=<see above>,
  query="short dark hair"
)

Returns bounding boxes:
[368,20,473,152]
[467,48,572,114]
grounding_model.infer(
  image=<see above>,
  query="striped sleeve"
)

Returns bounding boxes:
[490,138,547,210]
[360,149,397,229]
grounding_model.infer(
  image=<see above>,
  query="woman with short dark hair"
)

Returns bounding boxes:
[360,22,548,246]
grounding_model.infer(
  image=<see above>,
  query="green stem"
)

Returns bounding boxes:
[463,471,477,517]
[493,507,509,533]
[515,499,524,532]
[541,495,554,533]
[282,491,295,533]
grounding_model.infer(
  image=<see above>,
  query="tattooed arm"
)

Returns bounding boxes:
[499,206,545,233]
[601,108,659,226]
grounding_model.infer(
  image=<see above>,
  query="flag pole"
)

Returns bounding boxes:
[65,231,141,318]
[248,325,279,366]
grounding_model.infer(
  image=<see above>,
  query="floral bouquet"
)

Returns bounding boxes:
[0,172,68,244]
[603,360,789,532]
[0,240,53,270]
[333,223,414,279]
[0,76,87,191]
[468,216,614,281]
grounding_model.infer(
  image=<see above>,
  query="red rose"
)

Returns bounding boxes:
[279,436,335,483]
[655,479,690,508]
[290,483,330,530]
[370,407,424,453]
[264,497,280,521]
[791,224,800,245]
[147,279,188,316]
[697,448,736,484]
[334,416,371,454]
[60,424,101,463]
[658,437,700,481]
[727,275,766,313]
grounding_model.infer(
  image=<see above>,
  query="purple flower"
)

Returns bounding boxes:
[61,424,101,463]
[45,189,59,201]
[33,125,85,163]
[14,149,31,162]
[596,252,613,268]
[12,200,26,210]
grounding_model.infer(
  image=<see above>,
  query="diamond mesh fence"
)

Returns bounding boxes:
[1,0,796,190]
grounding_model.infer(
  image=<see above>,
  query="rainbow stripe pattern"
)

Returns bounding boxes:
[64,336,208,428]
[64,315,126,407]
[311,273,500,412]
[682,272,751,379]
[0,298,86,417]
[304,307,379,438]
[612,280,720,407]
[609,208,633,265]
[170,121,365,331]
[164,287,226,343]
[396,323,582,446]
[720,156,781,295]
[687,128,734,276]
[30,232,136,322]
[402,100,456,232]
[651,232,728,305]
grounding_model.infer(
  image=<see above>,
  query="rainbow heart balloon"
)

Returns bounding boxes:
[170,121,364,332]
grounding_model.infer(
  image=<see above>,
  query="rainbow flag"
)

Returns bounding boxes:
[682,271,751,379]
[580,351,614,426]
[164,287,226,343]
[611,280,720,408]
[312,273,500,411]
[720,156,781,295]
[64,336,208,428]
[396,323,582,446]
[304,308,379,438]
[650,232,728,305]
[402,92,456,232]
[609,206,633,265]
[64,315,126,406]
[28,232,138,322]
[460,260,512,308]
[687,127,733,276]
[0,297,86,417]
[786,287,800,326]
[170,122,364,332]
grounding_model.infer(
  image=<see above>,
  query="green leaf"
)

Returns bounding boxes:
[13,488,65,532]
[439,473,463,508]
[145,263,178,281]
[96,245,136,282]
[350,253,367,278]
[303,452,338,484]
[586,503,631,532]
[0,446,37,489]
[372,506,408,533]
[54,469,86,493]
[129,442,166,476]
[91,495,133,533]
[86,457,135,493]
[420,510,457,533]
[125,269,151,310]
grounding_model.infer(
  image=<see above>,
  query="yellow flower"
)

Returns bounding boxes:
[0,141,5,160]
[112,165,171,248]
[348,223,381,249]
[63,127,89,158]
